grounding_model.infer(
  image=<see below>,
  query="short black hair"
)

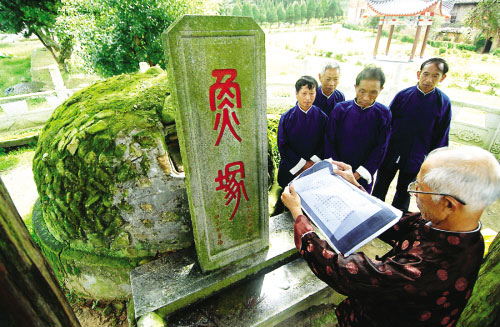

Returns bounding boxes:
[355,66,385,87]
[420,57,449,75]
[295,75,318,92]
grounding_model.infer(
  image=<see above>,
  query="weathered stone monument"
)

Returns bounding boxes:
[32,68,194,300]
[163,15,268,271]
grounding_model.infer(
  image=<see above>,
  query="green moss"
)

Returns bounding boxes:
[33,69,171,253]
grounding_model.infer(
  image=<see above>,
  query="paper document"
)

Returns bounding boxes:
[291,160,402,255]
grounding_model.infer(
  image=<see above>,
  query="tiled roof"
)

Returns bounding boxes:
[366,0,456,17]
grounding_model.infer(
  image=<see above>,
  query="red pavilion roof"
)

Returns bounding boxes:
[365,0,456,18]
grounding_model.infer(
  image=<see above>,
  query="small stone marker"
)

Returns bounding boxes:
[162,15,268,272]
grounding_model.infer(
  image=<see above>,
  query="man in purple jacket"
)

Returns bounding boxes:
[324,66,391,192]
[313,61,345,117]
[277,76,328,187]
[372,58,451,210]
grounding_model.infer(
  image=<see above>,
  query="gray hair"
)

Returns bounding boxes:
[320,61,341,76]
[422,146,500,211]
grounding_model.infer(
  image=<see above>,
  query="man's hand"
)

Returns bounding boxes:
[281,185,304,220]
[353,171,361,180]
[330,160,362,187]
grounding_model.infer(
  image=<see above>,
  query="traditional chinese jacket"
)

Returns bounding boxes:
[294,213,484,327]
[277,104,328,187]
[313,86,345,117]
[324,100,391,192]
[383,86,452,174]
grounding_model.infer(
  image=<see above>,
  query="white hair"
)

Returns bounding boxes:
[422,146,500,211]
[320,61,340,76]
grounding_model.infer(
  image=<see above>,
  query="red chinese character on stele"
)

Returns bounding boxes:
[209,69,242,146]
[215,161,249,221]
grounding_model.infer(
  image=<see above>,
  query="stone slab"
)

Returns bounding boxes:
[130,212,297,318]
[163,15,268,272]
[166,257,344,327]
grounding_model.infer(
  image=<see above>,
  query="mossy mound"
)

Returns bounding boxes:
[33,67,193,262]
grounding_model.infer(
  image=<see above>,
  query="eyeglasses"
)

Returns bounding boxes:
[407,181,467,205]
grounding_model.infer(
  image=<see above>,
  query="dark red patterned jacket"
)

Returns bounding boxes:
[294,212,484,327]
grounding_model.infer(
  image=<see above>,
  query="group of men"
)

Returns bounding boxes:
[278,58,500,326]
[278,57,451,210]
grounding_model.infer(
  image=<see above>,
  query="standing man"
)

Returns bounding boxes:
[282,146,500,327]
[313,61,345,117]
[277,76,328,187]
[324,66,391,192]
[372,58,451,210]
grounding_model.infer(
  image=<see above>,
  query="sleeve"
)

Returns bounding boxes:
[278,113,305,174]
[295,214,428,298]
[430,97,451,151]
[357,109,392,178]
[324,104,341,160]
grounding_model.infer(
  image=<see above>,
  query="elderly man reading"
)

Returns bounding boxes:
[282,146,500,327]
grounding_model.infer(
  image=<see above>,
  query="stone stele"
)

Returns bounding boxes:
[163,15,268,272]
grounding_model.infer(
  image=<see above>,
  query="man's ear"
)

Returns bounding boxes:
[417,70,421,80]
[440,74,447,83]
[318,73,322,81]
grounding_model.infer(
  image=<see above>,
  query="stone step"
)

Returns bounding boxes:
[160,257,345,327]
[130,212,299,318]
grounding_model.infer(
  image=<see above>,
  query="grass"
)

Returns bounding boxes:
[0,144,36,173]
[0,39,41,96]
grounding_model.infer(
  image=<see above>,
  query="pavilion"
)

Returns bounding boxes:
[365,0,456,61]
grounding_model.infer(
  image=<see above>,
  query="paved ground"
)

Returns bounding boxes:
[1,163,37,218]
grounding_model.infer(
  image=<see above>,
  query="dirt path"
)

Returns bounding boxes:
[1,163,38,218]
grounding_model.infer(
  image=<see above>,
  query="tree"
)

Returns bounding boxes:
[301,1,307,23]
[241,2,252,17]
[0,0,73,69]
[232,3,242,16]
[464,0,500,47]
[266,5,278,27]
[62,0,220,77]
[306,0,315,22]
[294,2,302,23]
[285,4,295,24]
[277,3,286,27]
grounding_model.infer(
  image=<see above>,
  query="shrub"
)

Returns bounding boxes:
[400,35,414,43]
[439,48,446,54]
[493,48,500,57]
[326,51,333,57]
[334,53,345,62]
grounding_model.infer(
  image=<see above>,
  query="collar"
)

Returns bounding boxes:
[417,84,436,96]
[321,87,333,99]
[425,221,482,234]
[354,99,375,110]
[298,103,312,114]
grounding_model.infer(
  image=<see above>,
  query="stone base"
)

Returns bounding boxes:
[130,212,298,318]
[131,212,393,326]
[162,257,345,326]
[32,200,142,300]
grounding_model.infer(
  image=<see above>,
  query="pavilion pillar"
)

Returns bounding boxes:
[385,25,395,56]
[409,25,422,61]
[373,17,384,58]
[419,25,432,58]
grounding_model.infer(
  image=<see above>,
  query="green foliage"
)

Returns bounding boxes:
[0,145,36,173]
[0,43,32,95]
[232,3,242,16]
[439,47,446,54]
[60,0,219,77]
[456,43,476,52]
[266,114,280,173]
[400,35,414,43]
[493,48,500,57]
[0,0,71,66]
[464,0,500,40]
